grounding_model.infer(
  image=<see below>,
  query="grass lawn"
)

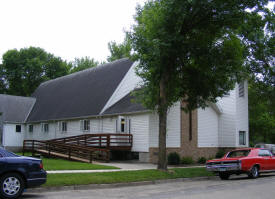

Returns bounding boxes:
[45,168,214,187]
[17,152,119,171]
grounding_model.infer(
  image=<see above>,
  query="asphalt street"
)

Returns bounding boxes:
[22,174,275,199]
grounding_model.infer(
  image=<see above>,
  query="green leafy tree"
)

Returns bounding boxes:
[1,47,70,96]
[130,0,272,170]
[70,57,99,73]
[107,35,132,62]
[249,80,275,145]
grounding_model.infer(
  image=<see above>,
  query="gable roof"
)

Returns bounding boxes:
[27,58,134,122]
[103,93,148,115]
[0,94,36,123]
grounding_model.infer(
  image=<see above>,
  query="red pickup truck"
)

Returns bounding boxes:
[206,148,275,180]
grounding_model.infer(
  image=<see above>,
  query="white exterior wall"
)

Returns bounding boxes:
[198,107,219,147]
[149,102,181,148]
[236,80,249,147]
[217,89,237,147]
[100,62,142,114]
[3,123,24,147]
[128,114,149,152]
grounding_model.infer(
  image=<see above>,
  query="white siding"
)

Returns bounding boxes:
[236,80,249,147]
[198,107,219,147]
[100,62,142,114]
[129,114,149,152]
[217,87,237,147]
[149,102,181,148]
[3,123,24,147]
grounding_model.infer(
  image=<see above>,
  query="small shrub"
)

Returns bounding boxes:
[197,157,207,164]
[181,156,194,164]
[167,152,180,165]
[215,149,226,158]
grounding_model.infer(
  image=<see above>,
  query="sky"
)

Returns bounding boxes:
[0,0,146,63]
[0,1,273,63]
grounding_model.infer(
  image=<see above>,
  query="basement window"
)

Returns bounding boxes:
[16,125,21,133]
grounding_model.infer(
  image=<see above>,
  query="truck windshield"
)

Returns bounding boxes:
[227,150,251,158]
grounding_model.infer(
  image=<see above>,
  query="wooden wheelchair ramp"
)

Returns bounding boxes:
[23,134,133,163]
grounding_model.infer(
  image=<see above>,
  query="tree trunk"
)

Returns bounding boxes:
[158,76,168,171]
[189,110,192,141]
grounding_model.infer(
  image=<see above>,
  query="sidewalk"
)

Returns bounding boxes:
[47,161,205,174]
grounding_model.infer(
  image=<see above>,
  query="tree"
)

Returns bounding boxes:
[69,57,99,73]
[0,47,70,96]
[107,34,132,62]
[130,0,272,170]
[249,80,275,145]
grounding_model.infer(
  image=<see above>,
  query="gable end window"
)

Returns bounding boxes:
[41,123,49,133]
[239,82,244,97]
[239,131,246,145]
[16,125,21,133]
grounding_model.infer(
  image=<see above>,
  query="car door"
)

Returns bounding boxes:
[258,149,272,170]
[268,151,275,170]
[0,153,6,172]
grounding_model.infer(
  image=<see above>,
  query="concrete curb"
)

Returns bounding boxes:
[28,176,218,193]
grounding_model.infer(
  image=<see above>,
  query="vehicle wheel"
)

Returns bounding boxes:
[219,172,230,180]
[0,173,25,199]
[248,166,259,179]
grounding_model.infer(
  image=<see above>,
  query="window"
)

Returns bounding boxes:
[258,150,272,157]
[128,119,131,134]
[41,123,49,133]
[80,120,90,131]
[28,125,33,133]
[239,131,246,145]
[121,118,125,133]
[16,125,21,133]
[227,150,251,158]
[239,82,244,97]
[62,122,67,132]
[116,116,131,133]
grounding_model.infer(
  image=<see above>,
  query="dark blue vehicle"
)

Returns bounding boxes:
[0,147,47,199]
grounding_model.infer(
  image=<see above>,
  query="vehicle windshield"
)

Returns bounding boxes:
[0,147,20,157]
[227,150,251,158]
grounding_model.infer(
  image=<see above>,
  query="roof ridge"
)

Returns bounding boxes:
[39,58,129,87]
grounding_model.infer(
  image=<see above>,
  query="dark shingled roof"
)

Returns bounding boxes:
[27,58,134,122]
[0,94,36,123]
[103,93,148,115]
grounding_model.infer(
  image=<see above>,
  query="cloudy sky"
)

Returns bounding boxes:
[0,0,146,63]
[0,1,273,63]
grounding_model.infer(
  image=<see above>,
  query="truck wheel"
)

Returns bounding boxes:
[219,172,230,180]
[0,173,25,199]
[248,166,259,179]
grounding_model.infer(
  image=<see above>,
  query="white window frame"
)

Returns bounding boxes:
[28,124,33,133]
[41,123,49,133]
[116,116,131,134]
[80,120,90,132]
[15,125,21,133]
[59,121,67,133]
[239,131,246,145]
